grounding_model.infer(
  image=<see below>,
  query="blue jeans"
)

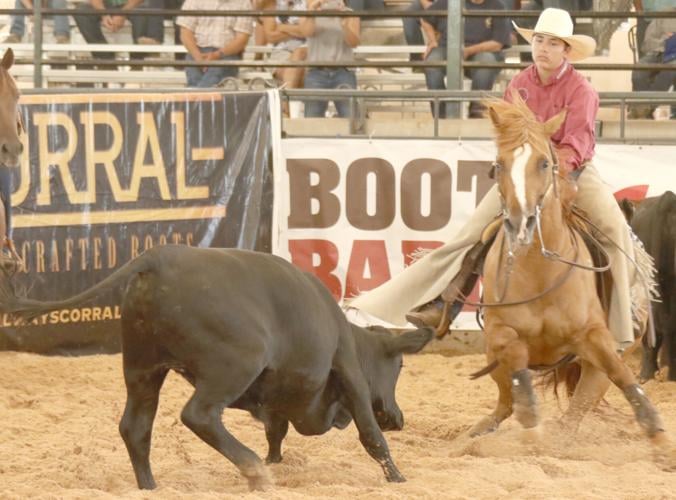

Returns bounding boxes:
[632,52,676,118]
[403,0,425,62]
[425,47,503,117]
[185,47,240,88]
[10,0,70,39]
[74,0,164,60]
[304,68,357,117]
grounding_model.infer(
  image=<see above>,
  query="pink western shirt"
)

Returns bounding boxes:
[504,62,599,173]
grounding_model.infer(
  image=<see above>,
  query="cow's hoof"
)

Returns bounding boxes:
[265,453,282,464]
[244,464,273,491]
[383,461,406,483]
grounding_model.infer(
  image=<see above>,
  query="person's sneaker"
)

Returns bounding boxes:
[3,33,22,43]
[55,34,70,44]
[137,36,160,45]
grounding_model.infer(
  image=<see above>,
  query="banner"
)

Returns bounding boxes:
[272,138,676,328]
[1,91,273,354]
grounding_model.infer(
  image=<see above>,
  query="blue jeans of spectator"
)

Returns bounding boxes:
[631,52,676,117]
[304,68,357,117]
[10,0,70,39]
[185,47,240,88]
[424,47,503,118]
[346,0,385,10]
[403,0,425,62]
[74,0,164,60]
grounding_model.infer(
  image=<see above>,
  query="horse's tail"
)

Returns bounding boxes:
[539,361,582,401]
[0,250,155,322]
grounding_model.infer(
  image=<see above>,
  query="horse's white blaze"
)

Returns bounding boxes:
[510,144,531,241]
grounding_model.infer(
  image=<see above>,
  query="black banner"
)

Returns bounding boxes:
[1,91,273,354]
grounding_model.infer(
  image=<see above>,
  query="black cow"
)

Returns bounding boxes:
[627,191,676,382]
[0,246,433,490]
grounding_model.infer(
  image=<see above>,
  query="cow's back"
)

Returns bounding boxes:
[121,246,347,371]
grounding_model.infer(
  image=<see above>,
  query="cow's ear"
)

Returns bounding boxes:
[387,327,433,355]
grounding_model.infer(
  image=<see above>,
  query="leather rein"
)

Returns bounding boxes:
[458,143,610,310]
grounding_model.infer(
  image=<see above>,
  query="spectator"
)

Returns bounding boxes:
[73,0,165,63]
[633,0,676,58]
[298,0,361,117]
[405,0,511,118]
[163,0,185,61]
[3,0,70,44]
[261,0,307,114]
[345,0,384,11]
[176,0,253,88]
[630,14,676,118]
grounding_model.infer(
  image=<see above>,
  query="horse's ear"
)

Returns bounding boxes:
[544,109,567,136]
[1,48,14,70]
[488,106,501,128]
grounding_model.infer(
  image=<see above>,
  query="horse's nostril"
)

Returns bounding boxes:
[18,143,23,154]
[1,144,7,154]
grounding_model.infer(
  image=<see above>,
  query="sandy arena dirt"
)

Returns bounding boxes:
[1,350,675,499]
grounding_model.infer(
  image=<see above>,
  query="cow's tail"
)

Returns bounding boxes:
[0,251,155,322]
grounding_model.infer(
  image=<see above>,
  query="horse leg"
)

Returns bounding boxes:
[468,362,513,437]
[639,332,662,383]
[487,326,538,430]
[578,326,665,439]
[559,360,611,432]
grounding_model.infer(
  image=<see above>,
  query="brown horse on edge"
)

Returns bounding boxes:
[469,94,673,460]
[0,48,24,262]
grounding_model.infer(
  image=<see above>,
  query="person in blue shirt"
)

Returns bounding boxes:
[404,0,511,118]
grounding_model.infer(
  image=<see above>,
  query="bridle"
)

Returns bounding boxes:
[461,141,610,309]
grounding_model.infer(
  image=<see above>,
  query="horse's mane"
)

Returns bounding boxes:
[484,93,551,160]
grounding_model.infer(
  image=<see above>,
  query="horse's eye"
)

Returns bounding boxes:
[540,159,550,170]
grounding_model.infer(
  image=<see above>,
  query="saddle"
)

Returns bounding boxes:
[427,209,614,339]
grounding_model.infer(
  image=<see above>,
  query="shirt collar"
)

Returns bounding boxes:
[530,61,570,87]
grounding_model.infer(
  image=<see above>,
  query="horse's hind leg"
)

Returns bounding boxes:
[469,363,513,437]
[119,365,168,490]
[560,360,611,432]
[579,326,665,439]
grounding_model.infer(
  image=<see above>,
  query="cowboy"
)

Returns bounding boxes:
[348,8,640,350]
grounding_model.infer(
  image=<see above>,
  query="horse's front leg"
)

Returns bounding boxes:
[487,325,538,430]
[469,361,513,437]
[579,325,675,466]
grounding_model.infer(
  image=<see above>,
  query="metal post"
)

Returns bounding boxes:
[33,2,43,88]
[446,0,462,118]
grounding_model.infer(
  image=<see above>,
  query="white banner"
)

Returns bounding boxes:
[272,138,676,328]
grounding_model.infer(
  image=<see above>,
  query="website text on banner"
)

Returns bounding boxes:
[272,139,676,329]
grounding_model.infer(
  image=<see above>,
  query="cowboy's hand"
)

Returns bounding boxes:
[423,40,438,60]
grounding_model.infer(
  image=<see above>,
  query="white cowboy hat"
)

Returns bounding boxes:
[513,8,596,61]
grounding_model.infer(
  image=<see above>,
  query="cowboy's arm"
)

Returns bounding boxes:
[555,86,599,172]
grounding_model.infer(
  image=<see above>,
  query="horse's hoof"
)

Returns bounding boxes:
[468,416,500,437]
[650,432,676,471]
[519,425,543,446]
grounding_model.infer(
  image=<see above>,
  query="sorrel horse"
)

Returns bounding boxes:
[470,94,672,456]
[0,48,24,263]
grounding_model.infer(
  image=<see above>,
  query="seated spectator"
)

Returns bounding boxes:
[406,0,510,118]
[261,0,308,114]
[176,0,253,88]
[73,0,165,63]
[3,0,70,44]
[630,14,676,119]
[298,0,360,117]
[633,0,676,58]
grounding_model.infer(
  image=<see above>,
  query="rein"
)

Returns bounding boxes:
[460,143,609,310]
